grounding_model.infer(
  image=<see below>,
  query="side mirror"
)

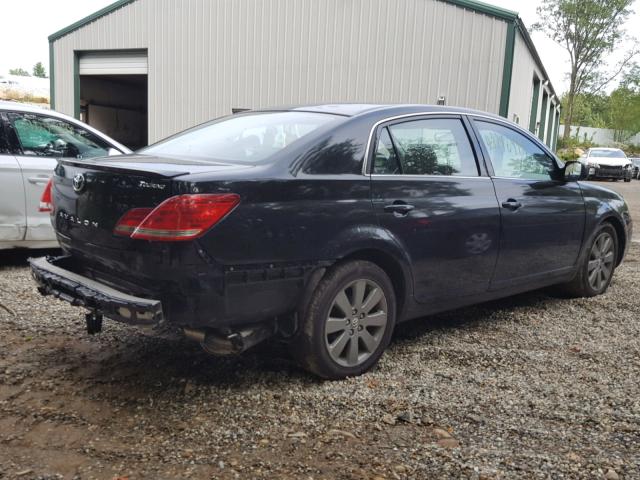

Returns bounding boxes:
[564,160,588,182]
[107,147,121,156]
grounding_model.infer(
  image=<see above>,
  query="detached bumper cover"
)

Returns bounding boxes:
[29,256,164,326]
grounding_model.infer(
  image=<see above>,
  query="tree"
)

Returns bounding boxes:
[607,66,640,142]
[9,68,30,77]
[32,62,47,78]
[534,0,636,140]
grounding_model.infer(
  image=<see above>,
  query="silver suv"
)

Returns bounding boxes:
[0,101,131,250]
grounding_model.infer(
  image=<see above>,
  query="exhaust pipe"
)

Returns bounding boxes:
[184,322,275,356]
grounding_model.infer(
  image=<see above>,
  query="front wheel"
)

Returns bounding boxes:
[289,260,396,379]
[559,223,618,297]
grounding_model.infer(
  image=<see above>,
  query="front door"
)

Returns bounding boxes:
[369,115,501,303]
[471,119,585,289]
[0,115,25,242]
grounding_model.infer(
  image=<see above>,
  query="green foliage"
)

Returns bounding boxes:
[9,68,30,77]
[32,62,47,78]
[534,0,635,139]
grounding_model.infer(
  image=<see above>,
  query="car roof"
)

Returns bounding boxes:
[589,147,623,151]
[256,103,505,120]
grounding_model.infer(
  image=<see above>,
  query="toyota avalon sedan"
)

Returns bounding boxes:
[30,104,633,379]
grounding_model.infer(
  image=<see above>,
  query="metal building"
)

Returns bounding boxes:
[49,0,560,150]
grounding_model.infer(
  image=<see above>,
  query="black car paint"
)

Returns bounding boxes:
[40,105,632,331]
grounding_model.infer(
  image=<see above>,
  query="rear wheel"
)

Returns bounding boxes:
[290,260,396,379]
[559,223,618,297]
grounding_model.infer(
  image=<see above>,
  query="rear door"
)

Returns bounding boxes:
[0,114,26,242]
[369,115,501,303]
[6,112,115,242]
[470,118,585,289]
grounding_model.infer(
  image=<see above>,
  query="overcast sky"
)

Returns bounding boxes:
[1,0,639,95]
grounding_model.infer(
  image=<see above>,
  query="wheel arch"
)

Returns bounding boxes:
[601,215,626,266]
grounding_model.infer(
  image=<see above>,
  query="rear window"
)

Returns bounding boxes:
[589,149,626,158]
[142,112,341,163]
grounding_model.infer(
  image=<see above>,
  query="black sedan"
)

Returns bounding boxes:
[30,105,633,379]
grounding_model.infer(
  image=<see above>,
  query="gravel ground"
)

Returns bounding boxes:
[1,181,639,479]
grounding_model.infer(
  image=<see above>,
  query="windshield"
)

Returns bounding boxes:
[589,149,626,158]
[142,112,341,162]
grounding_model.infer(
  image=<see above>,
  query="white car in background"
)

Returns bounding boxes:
[0,101,131,250]
[580,147,633,182]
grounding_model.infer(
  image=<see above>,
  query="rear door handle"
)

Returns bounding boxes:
[384,202,415,215]
[28,175,50,185]
[501,199,522,211]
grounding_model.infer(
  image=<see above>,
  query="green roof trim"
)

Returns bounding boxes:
[440,0,518,22]
[48,0,137,42]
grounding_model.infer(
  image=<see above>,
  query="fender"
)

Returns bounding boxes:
[318,223,415,318]
[579,181,631,263]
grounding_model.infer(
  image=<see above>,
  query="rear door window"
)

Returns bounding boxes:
[375,118,478,176]
[8,113,113,159]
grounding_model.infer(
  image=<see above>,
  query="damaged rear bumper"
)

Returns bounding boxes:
[29,256,164,327]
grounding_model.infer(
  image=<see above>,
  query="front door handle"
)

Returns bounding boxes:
[384,202,415,215]
[501,199,522,211]
[28,176,50,185]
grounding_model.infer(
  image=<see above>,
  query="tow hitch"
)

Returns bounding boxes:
[85,311,103,334]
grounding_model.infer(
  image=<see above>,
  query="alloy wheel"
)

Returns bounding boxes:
[324,279,388,367]
[587,231,615,291]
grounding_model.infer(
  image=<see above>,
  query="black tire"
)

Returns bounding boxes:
[624,177,631,183]
[289,260,396,379]
[558,223,618,298]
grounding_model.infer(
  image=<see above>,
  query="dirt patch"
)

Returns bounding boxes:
[1,243,639,479]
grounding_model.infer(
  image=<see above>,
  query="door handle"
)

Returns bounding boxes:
[28,176,50,185]
[501,199,522,211]
[384,201,415,215]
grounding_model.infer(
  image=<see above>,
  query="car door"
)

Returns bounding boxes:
[471,118,585,289]
[6,112,115,242]
[0,114,26,242]
[369,115,501,303]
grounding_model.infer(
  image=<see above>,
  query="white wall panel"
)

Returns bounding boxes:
[53,0,508,143]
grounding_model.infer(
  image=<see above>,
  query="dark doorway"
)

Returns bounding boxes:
[79,74,148,150]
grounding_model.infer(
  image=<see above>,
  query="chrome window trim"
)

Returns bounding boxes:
[362,111,558,176]
[370,174,491,180]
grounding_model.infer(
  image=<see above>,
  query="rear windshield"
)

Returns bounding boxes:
[142,112,341,162]
[589,149,626,158]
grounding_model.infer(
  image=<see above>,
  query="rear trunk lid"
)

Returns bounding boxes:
[52,154,251,249]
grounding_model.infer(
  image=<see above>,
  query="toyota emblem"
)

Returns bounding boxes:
[72,173,86,193]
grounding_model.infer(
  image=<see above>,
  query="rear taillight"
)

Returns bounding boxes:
[113,208,153,236]
[113,194,240,241]
[39,178,53,213]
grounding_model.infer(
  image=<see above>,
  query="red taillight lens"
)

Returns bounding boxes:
[113,208,153,236]
[115,194,240,242]
[39,178,53,213]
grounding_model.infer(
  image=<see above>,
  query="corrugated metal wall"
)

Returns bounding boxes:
[508,30,559,146]
[52,0,507,143]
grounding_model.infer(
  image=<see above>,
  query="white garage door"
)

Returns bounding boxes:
[79,51,148,75]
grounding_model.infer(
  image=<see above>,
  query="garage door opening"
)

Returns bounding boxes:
[78,51,148,150]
